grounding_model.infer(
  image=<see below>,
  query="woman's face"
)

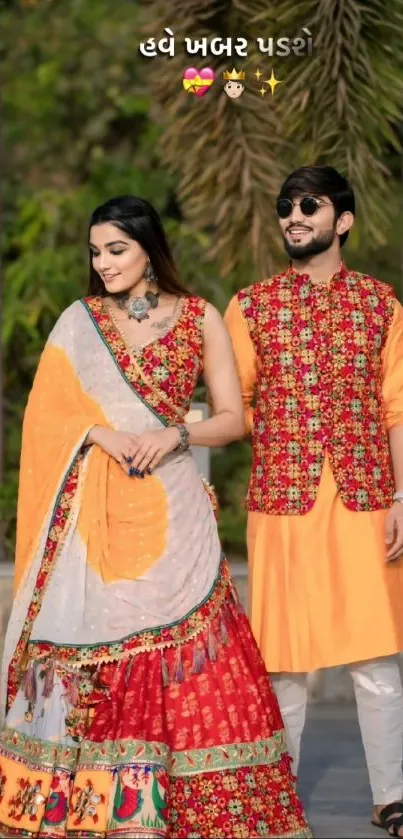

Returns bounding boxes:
[89,222,149,295]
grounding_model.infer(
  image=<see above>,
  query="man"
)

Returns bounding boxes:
[224,165,403,836]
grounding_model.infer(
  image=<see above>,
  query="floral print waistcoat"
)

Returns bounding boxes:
[237,264,396,514]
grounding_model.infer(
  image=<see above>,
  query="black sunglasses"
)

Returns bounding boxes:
[276,196,332,219]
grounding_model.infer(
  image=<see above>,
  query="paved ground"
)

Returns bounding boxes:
[299,703,382,838]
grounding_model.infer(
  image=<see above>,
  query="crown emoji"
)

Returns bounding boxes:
[223,67,246,81]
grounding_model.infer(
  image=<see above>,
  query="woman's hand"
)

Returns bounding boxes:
[129,427,181,474]
[86,425,182,476]
[86,426,140,475]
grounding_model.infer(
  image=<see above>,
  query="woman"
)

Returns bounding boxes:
[0,196,311,838]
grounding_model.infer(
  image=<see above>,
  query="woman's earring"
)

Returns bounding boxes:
[144,261,156,284]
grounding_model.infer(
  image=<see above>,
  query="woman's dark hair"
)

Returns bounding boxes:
[277,165,355,246]
[87,195,190,296]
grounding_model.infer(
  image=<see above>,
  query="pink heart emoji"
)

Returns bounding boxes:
[183,67,215,97]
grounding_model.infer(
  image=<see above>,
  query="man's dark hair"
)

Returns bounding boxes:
[277,165,355,246]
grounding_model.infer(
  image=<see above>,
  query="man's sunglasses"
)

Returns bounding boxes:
[276,196,332,219]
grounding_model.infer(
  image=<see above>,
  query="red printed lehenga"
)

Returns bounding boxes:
[0,295,312,838]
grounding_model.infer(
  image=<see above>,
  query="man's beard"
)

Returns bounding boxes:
[283,226,336,259]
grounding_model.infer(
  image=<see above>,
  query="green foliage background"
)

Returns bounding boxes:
[1,0,403,559]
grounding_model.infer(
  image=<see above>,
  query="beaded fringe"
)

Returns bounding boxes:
[160,604,232,687]
[22,584,241,708]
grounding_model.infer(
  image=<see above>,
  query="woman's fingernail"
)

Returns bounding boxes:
[146,468,152,475]
[129,466,136,477]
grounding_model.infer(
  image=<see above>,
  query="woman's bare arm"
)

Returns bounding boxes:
[183,303,246,447]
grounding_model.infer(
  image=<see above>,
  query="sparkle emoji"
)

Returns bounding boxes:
[265,69,282,95]
[254,68,282,96]
[223,68,245,99]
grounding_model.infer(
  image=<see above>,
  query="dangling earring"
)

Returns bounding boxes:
[144,261,156,285]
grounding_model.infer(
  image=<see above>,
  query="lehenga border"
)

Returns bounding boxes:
[0,727,287,778]
[0,730,312,839]
[27,555,232,668]
[171,734,287,777]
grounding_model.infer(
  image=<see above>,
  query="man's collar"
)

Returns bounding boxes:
[285,259,348,282]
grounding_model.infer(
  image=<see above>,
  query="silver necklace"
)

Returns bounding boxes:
[116,290,160,322]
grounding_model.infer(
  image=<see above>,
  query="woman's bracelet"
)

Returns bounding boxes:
[174,423,190,453]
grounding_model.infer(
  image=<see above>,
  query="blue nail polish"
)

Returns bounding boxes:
[146,468,152,475]
[129,466,135,477]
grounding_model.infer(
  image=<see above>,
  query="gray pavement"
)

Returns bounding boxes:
[299,703,383,838]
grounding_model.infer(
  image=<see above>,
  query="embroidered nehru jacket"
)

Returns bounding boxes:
[237,263,396,515]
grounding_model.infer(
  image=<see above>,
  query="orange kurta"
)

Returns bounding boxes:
[225,292,403,673]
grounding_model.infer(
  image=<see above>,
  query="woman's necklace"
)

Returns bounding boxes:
[115,290,160,322]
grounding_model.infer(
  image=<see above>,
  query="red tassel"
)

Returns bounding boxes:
[174,648,184,683]
[66,675,79,707]
[207,626,218,661]
[42,661,55,698]
[125,658,134,685]
[192,642,206,675]
[23,662,36,704]
[161,653,170,687]
[231,582,244,613]
[109,659,125,694]
[219,617,229,645]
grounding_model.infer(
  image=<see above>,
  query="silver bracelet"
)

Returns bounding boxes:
[174,423,190,453]
[393,491,403,504]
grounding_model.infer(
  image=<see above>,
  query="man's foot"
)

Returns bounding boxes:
[372,803,403,836]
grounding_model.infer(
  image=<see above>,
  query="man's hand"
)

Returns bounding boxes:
[385,502,403,561]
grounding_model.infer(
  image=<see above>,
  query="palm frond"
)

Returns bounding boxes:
[273,0,403,243]
[140,0,403,271]
[139,0,293,275]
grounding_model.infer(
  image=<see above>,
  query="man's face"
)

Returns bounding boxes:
[278,194,338,259]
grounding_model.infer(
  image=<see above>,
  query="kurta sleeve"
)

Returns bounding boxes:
[382,300,403,429]
[224,295,257,434]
